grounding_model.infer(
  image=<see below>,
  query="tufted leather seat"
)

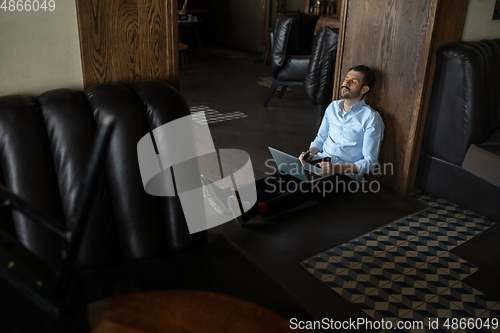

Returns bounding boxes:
[416,39,500,221]
[0,80,208,271]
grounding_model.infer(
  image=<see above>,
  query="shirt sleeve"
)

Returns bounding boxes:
[353,112,384,175]
[310,103,331,152]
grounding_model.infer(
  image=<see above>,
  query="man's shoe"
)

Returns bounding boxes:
[201,175,228,214]
[227,195,253,226]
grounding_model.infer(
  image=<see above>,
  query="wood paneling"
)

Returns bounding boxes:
[75,0,179,89]
[332,0,349,100]
[333,0,469,195]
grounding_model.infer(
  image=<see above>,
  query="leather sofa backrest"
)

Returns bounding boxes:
[0,81,207,270]
[421,39,500,166]
[304,27,338,105]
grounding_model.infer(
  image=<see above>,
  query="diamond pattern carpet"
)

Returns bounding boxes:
[302,192,499,332]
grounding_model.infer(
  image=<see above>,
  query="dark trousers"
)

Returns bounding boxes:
[254,170,355,217]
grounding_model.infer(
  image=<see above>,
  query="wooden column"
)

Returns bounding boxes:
[333,0,469,195]
[75,0,179,89]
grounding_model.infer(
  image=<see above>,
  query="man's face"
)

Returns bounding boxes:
[340,70,369,99]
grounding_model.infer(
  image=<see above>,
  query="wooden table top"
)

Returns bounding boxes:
[88,290,297,333]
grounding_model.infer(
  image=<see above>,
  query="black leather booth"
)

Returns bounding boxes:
[416,39,500,221]
[0,80,207,270]
[0,81,312,331]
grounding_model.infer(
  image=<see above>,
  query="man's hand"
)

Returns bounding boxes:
[299,147,319,165]
[318,161,334,175]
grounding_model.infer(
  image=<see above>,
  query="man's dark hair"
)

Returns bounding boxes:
[349,65,375,95]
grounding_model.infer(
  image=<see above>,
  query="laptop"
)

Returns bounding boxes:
[268,147,326,182]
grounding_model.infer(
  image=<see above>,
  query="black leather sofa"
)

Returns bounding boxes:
[0,80,207,270]
[416,39,500,221]
[0,81,311,331]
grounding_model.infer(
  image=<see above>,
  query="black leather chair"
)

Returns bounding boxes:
[304,27,338,113]
[263,12,319,106]
[416,39,500,221]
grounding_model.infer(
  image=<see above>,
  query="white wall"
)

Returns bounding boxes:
[0,1,83,96]
[463,0,500,41]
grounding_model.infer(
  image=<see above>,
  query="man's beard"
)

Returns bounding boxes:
[341,86,361,99]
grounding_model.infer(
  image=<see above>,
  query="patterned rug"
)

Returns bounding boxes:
[190,106,247,125]
[302,192,499,332]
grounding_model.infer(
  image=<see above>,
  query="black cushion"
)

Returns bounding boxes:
[276,55,310,82]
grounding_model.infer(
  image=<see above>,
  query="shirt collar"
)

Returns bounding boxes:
[339,98,366,115]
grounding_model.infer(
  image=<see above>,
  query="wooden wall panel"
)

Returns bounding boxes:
[333,0,468,195]
[332,0,349,99]
[76,0,179,89]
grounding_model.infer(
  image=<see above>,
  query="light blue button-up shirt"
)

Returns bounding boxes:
[310,99,384,181]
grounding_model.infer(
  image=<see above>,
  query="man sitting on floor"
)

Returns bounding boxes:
[202,65,384,226]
